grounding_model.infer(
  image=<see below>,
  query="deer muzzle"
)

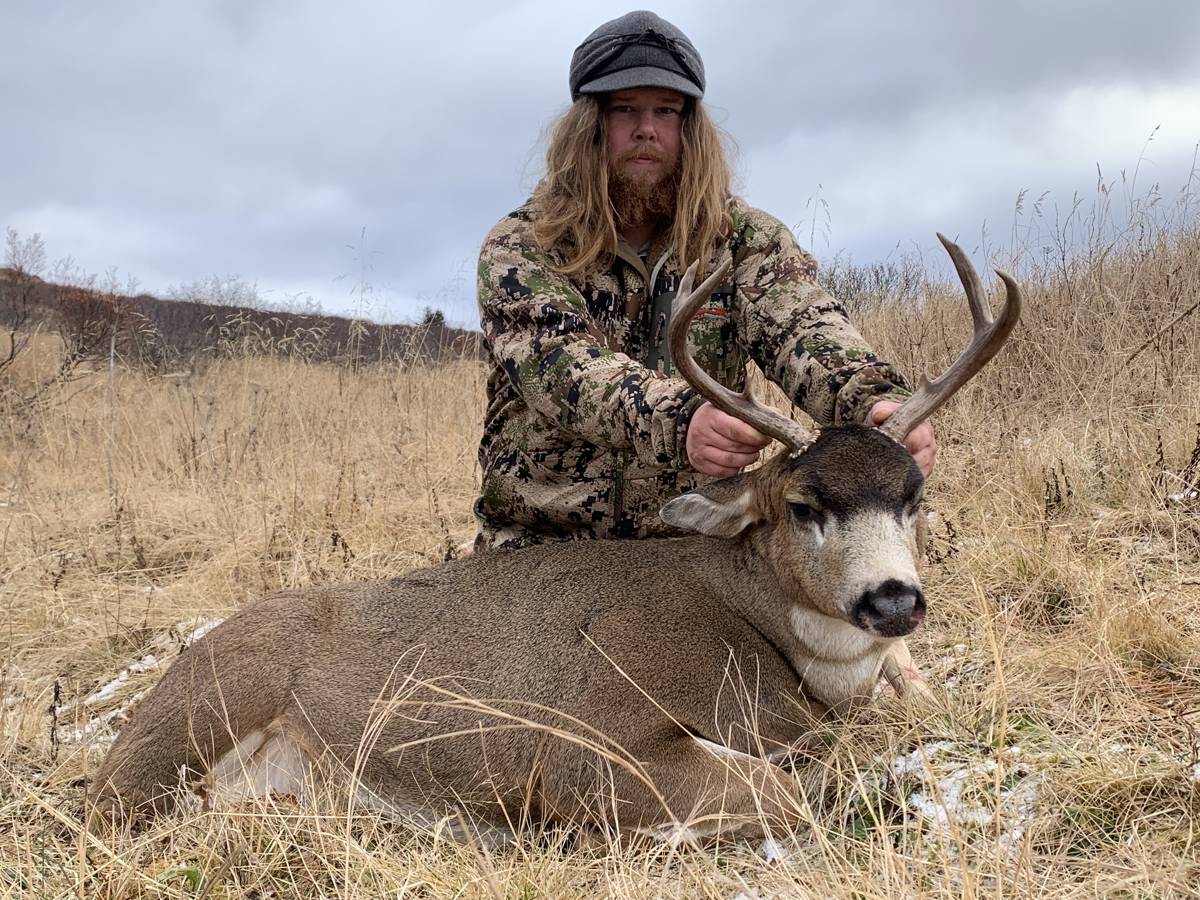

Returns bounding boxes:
[851,579,927,638]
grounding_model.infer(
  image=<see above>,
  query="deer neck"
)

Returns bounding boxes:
[723,536,893,708]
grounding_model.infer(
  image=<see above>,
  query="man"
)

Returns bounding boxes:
[474,10,936,552]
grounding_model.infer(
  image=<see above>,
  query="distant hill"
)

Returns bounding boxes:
[0,266,481,368]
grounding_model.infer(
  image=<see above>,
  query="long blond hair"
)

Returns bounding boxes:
[532,96,733,276]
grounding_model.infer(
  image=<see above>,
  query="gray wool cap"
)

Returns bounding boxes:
[569,10,705,100]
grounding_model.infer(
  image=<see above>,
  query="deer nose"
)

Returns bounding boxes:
[851,579,926,637]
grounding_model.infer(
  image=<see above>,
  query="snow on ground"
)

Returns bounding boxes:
[57,616,226,749]
[84,654,160,706]
[885,741,1042,856]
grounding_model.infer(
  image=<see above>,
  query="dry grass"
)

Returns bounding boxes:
[3,190,1200,896]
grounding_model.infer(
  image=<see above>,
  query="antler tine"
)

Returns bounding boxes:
[937,232,994,331]
[878,235,1022,443]
[671,259,814,452]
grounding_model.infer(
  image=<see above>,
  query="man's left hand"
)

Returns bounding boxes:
[868,401,937,478]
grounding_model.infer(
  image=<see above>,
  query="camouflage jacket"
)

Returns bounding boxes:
[474,196,910,549]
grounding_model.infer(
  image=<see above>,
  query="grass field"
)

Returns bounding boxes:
[2,200,1199,897]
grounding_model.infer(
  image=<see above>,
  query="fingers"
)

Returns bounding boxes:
[867,400,901,426]
[904,422,937,477]
[691,446,761,478]
[902,421,934,451]
[869,401,938,478]
[709,412,769,451]
[912,443,937,478]
[688,398,939,479]
[686,403,768,477]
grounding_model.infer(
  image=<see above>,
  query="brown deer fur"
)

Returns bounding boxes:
[90,235,1018,845]
[90,427,926,844]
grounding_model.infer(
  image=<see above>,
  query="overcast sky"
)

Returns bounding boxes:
[3,1,1198,326]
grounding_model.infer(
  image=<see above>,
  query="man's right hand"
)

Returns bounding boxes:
[686,401,771,477]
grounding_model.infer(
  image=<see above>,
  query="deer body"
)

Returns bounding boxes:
[92,428,923,841]
[91,237,1020,844]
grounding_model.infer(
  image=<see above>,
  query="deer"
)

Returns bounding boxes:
[89,235,1020,847]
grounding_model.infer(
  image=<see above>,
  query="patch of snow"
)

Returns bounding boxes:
[84,654,159,706]
[84,674,127,706]
[908,788,994,827]
[64,690,147,749]
[163,616,225,648]
[759,837,794,864]
[1191,763,1200,785]
[888,741,1041,855]
[60,616,225,749]
[891,741,958,776]
[143,616,225,656]
[182,617,223,644]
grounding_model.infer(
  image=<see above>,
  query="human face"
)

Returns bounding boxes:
[604,88,685,185]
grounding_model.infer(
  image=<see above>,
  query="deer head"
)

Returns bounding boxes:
[660,235,1021,642]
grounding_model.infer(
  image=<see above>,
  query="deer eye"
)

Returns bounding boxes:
[789,501,823,526]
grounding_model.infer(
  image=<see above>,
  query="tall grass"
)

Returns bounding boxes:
[1,176,1199,896]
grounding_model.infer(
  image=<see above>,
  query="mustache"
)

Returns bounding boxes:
[615,146,666,164]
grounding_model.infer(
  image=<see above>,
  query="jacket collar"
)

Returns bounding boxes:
[614,232,674,288]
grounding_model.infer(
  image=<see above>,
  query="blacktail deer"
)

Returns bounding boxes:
[90,235,1020,846]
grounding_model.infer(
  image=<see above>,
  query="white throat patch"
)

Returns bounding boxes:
[788,606,890,705]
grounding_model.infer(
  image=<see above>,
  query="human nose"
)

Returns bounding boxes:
[632,110,658,141]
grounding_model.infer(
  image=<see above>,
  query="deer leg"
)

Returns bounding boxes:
[880,639,931,698]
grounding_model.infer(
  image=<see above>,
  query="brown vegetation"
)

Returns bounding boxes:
[0,246,480,378]
[1,185,1199,895]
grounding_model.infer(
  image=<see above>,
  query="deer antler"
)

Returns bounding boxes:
[878,234,1022,443]
[670,259,815,452]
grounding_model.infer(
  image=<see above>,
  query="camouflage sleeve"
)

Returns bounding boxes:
[732,211,911,426]
[478,219,703,469]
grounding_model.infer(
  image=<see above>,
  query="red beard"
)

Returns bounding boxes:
[608,148,679,230]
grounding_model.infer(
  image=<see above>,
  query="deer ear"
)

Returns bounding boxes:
[659,473,763,537]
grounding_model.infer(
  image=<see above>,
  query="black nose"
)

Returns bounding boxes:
[851,579,926,637]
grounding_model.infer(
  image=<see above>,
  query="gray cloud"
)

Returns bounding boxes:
[2,0,1198,325]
